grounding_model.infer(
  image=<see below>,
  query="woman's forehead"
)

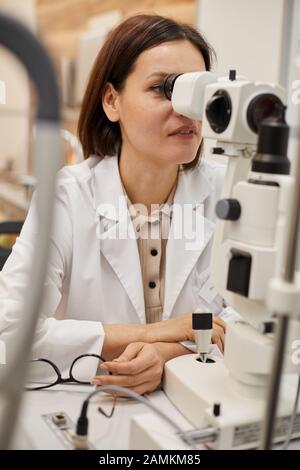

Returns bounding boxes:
[131,40,206,79]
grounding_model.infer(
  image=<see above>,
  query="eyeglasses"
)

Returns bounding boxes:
[25,353,116,418]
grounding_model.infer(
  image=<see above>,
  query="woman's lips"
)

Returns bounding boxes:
[168,125,197,139]
[168,132,196,139]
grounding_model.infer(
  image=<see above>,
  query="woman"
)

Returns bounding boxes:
[0,14,235,396]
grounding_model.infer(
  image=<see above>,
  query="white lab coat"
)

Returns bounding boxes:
[0,155,238,378]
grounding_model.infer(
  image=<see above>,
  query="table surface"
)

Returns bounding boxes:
[10,383,300,450]
[11,385,194,450]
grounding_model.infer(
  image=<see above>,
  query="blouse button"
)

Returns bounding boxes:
[151,248,158,256]
[149,281,156,289]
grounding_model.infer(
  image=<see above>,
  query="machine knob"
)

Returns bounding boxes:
[212,147,224,155]
[229,69,236,81]
[216,199,241,221]
[213,403,221,417]
[258,321,275,334]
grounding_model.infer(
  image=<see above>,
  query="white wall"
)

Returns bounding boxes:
[197,0,287,83]
[0,0,36,174]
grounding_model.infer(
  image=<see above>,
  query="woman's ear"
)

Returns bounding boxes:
[102,83,120,122]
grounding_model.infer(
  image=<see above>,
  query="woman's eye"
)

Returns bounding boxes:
[150,85,163,94]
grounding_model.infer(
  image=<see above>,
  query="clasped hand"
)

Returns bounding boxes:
[91,315,226,396]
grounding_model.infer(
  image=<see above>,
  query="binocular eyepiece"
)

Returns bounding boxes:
[161,73,183,100]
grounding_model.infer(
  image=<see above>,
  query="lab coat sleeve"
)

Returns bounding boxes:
[0,184,104,380]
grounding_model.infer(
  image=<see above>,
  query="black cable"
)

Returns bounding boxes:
[75,385,199,449]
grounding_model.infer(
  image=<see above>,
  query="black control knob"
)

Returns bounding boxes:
[213,403,221,417]
[216,199,241,221]
[212,147,224,155]
[259,321,275,334]
[229,69,236,81]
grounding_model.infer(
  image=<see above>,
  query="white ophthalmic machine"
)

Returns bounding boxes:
[130,67,300,450]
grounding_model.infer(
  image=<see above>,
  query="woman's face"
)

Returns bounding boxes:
[108,40,206,167]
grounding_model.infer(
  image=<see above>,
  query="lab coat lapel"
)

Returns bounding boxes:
[163,165,215,319]
[93,156,145,323]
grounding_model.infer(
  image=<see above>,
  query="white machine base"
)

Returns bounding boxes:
[131,355,300,450]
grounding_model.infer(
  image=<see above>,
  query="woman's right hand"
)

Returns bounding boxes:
[148,312,195,344]
[148,312,226,352]
[102,312,226,361]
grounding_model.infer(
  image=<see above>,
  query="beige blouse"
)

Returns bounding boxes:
[122,178,178,323]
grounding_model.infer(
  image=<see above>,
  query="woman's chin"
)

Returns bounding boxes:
[163,152,197,166]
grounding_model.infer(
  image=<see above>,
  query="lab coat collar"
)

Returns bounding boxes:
[93,156,145,322]
[174,164,214,208]
[163,163,215,318]
[93,156,214,216]
[93,155,215,322]
[93,155,124,221]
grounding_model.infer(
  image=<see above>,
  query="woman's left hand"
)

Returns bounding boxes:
[212,316,226,353]
[91,342,166,396]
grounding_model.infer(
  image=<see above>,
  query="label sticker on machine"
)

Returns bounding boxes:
[233,414,300,448]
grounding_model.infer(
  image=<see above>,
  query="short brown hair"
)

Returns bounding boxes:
[78,14,215,170]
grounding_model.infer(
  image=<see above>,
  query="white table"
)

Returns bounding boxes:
[10,384,300,450]
[11,385,193,450]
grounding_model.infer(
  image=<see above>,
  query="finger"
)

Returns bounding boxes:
[111,381,158,397]
[102,346,157,376]
[216,332,224,352]
[213,327,225,352]
[129,382,157,396]
[92,365,161,388]
[100,343,145,374]
[214,323,225,342]
[212,331,224,353]
[114,342,145,362]
[213,316,226,333]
